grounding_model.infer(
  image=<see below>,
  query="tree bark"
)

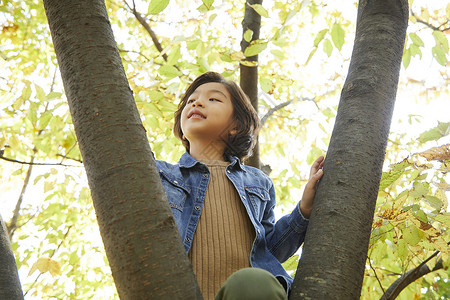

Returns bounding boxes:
[240,0,262,169]
[290,0,409,299]
[0,215,23,300]
[381,246,446,300]
[43,1,201,299]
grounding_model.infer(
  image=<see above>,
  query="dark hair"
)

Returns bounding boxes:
[173,72,260,161]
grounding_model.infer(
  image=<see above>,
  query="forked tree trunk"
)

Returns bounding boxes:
[43,1,201,299]
[240,0,262,169]
[0,215,23,300]
[290,0,409,299]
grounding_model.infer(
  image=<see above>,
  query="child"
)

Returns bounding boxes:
[156,72,324,300]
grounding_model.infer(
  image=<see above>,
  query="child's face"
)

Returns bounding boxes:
[180,82,235,145]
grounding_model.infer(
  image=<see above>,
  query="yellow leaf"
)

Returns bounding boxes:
[415,144,450,161]
[28,257,61,277]
[248,4,269,18]
[240,60,258,67]
[230,51,244,61]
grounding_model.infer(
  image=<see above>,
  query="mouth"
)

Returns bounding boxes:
[188,110,206,119]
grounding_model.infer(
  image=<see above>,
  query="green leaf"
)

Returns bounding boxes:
[379,168,405,191]
[38,111,52,130]
[418,122,450,143]
[244,39,268,57]
[396,238,408,262]
[202,0,214,10]
[403,225,422,246]
[305,47,317,65]
[148,90,165,102]
[414,209,428,223]
[144,103,163,118]
[35,84,46,102]
[260,77,273,94]
[432,213,450,227]
[281,254,299,271]
[158,65,182,79]
[433,30,449,53]
[21,85,32,101]
[432,45,447,66]
[331,23,345,51]
[322,108,335,118]
[281,9,298,24]
[148,0,170,15]
[402,48,411,69]
[410,182,429,199]
[46,91,62,100]
[27,106,38,126]
[323,38,333,57]
[409,32,424,47]
[270,49,285,60]
[158,99,177,112]
[313,29,328,47]
[409,44,422,58]
[244,29,253,43]
[423,195,443,210]
[166,45,181,65]
[145,116,160,129]
[306,146,322,165]
[248,4,269,18]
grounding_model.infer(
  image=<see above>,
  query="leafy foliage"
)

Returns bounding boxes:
[0,0,448,299]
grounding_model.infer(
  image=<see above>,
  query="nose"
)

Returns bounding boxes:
[190,97,204,107]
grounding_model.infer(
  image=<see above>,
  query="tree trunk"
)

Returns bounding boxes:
[0,215,23,300]
[43,1,201,299]
[290,0,409,299]
[240,0,262,169]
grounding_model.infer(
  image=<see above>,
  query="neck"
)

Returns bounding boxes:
[189,140,227,162]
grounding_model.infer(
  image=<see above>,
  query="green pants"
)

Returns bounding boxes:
[215,268,286,300]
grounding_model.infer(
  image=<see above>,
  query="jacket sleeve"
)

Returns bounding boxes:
[262,180,309,263]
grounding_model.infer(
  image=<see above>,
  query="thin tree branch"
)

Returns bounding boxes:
[260,97,317,128]
[380,242,449,300]
[118,48,151,62]
[7,68,61,238]
[124,0,168,61]
[411,10,450,32]
[56,154,83,164]
[368,256,387,298]
[23,226,72,297]
[0,152,81,167]
[260,100,292,127]
[7,150,36,239]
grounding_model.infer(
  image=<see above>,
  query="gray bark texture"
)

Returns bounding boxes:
[240,0,262,169]
[290,0,409,299]
[0,215,24,300]
[43,1,202,299]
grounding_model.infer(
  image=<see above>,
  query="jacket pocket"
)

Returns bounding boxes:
[245,186,270,221]
[159,171,189,213]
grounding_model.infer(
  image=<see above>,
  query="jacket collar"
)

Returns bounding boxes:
[178,152,244,171]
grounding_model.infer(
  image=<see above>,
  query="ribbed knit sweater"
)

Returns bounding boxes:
[188,160,255,300]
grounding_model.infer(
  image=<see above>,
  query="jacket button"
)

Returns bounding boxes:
[173,180,178,184]
[195,206,201,211]
[257,229,261,234]
[202,173,208,178]
[185,237,191,242]
[226,170,231,173]
[242,195,246,200]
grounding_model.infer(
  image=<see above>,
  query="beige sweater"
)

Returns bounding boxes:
[188,160,255,300]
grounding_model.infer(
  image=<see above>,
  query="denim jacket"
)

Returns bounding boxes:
[155,152,309,290]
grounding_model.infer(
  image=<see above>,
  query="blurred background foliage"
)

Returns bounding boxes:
[0,0,448,298]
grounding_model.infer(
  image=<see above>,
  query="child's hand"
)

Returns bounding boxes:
[299,155,325,219]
